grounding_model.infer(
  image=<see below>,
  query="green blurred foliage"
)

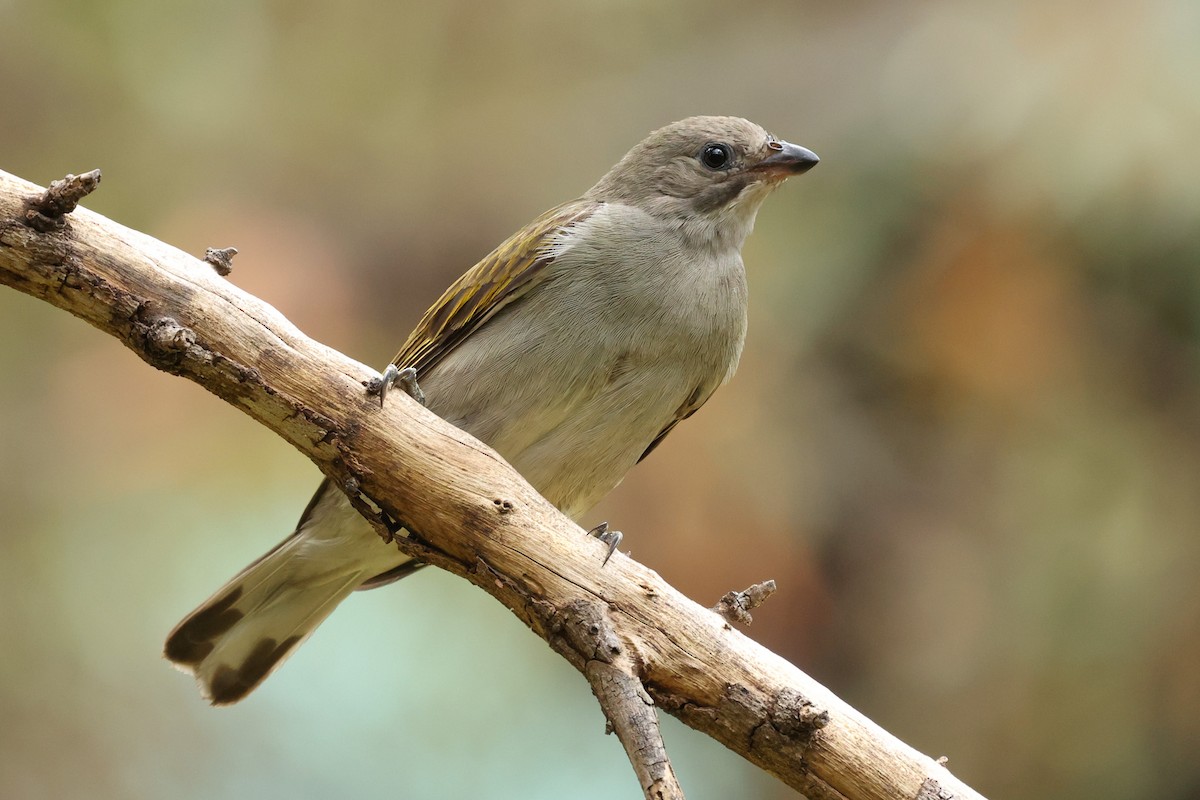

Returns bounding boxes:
[3,1,1200,798]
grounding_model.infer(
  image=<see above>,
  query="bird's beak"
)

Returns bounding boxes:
[754,140,820,177]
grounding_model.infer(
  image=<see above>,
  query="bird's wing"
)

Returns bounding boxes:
[391,199,597,376]
[637,384,717,463]
[289,201,598,592]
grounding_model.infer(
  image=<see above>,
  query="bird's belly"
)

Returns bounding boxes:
[428,347,698,519]
[423,327,735,520]
[503,363,693,519]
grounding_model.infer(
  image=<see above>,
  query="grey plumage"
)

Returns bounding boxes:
[164,116,818,704]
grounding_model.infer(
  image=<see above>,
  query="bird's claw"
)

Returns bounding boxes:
[366,364,426,408]
[586,521,623,566]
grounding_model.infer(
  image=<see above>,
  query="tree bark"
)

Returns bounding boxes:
[0,168,987,800]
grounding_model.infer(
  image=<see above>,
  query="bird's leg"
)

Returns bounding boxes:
[365,365,426,408]
[586,521,623,566]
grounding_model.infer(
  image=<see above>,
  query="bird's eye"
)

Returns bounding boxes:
[699,142,732,170]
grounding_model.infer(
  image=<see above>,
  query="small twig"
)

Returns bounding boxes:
[23,170,101,232]
[204,246,238,276]
[557,600,684,800]
[712,579,777,624]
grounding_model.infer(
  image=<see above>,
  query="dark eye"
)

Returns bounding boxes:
[699,142,732,170]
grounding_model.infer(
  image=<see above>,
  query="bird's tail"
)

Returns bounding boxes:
[164,534,369,705]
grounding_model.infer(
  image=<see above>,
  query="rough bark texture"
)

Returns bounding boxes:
[0,168,987,800]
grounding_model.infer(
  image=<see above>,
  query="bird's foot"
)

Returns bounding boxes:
[365,365,426,408]
[586,521,623,567]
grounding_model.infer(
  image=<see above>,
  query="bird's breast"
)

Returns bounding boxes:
[420,205,748,518]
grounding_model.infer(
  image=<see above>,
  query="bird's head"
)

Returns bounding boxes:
[587,116,818,249]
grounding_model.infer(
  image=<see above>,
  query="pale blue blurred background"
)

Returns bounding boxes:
[3,1,1200,798]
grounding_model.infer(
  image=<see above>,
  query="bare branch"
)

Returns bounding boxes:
[0,168,988,800]
[554,600,683,800]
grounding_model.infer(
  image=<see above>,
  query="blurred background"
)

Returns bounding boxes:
[2,1,1199,798]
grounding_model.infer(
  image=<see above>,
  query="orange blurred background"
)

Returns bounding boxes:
[3,2,1199,798]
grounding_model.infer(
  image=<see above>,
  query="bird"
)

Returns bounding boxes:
[164,116,818,704]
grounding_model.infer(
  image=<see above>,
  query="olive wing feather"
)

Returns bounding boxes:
[390,200,597,376]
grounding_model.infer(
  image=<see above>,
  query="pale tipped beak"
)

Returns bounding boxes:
[755,141,820,176]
